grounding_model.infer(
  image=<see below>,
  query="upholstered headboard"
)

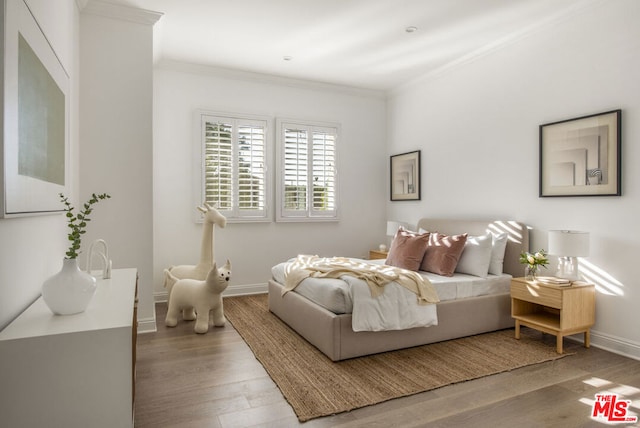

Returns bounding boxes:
[415,219,529,277]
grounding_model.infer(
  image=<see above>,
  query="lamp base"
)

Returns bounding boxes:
[555,256,580,281]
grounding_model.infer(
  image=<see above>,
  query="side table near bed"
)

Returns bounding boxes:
[369,250,388,260]
[510,277,595,354]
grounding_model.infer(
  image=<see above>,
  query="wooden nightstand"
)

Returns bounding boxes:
[510,277,595,353]
[369,250,388,260]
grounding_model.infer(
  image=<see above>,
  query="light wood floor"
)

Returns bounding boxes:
[135,301,640,428]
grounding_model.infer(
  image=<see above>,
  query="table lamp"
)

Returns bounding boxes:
[383,221,406,251]
[386,221,404,237]
[548,230,589,281]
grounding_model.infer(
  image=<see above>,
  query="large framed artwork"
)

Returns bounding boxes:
[539,110,621,197]
[390,150,420,201]
[1,0,70,217]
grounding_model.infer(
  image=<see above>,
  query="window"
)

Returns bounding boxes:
[196,112,270,222]
[276,119,339,221]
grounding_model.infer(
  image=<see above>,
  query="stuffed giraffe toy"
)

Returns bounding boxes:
[164,203,227,320]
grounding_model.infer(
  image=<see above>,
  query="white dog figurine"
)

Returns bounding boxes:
[165,260,231,334]
[163,204,227,321]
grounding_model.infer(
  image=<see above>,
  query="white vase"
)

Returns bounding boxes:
[42,258,97,315]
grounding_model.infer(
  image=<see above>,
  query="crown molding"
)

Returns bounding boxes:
[81,0,163,26]
[155,59,386,100]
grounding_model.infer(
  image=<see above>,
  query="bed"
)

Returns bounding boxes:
[268,218,529,361]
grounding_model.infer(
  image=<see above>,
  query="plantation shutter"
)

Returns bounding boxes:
[278,121,338,220]
[311,129,336,215]
[204,119,233,211]
[283,128,308,212]
[201,114,268,220]
[237,123,266,215]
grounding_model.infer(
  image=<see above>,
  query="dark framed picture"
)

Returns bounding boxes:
[390,150,420,201]
[540,110,621,197]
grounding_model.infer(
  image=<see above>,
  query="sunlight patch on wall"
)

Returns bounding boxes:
[579,259,624,296]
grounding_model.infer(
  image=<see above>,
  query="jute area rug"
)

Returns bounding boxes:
[224,294,570,422]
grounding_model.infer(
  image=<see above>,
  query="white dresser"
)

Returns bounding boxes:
[0,268,138,428]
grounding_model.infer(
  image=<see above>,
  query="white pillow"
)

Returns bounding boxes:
[455,233,492,277]
[488,232,508,275]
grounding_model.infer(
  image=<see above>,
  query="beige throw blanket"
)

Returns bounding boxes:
[283,255,439,305]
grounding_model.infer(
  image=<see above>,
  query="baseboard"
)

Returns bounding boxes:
[224,283,268,296]
[137,316,157,334]
[153,282,268,304]
[589,330,640,361]
[154,290,168,303]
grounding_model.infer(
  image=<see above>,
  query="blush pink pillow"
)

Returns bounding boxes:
[385,227,430,271]
[420,232,468,276]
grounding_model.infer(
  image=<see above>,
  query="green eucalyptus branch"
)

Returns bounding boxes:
[59,193,111,259]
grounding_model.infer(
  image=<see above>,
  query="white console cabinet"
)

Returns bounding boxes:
[0,268,137,428]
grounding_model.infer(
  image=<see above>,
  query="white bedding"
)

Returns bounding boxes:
[271,257,439,332]
[271,258,512,328]
[345,275,438,332]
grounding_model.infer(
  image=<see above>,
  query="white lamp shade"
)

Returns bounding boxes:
[548,230,590,257]
[386,221,404,236]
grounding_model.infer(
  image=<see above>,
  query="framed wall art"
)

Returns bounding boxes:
[390,150,420,201]
[539,109,621,197]
[1,0,70,217]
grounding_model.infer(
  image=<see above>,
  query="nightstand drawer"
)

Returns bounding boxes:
[369,250,388,260]
[511,281,562,309]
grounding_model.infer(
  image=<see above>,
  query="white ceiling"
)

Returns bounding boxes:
[109,0,591,91]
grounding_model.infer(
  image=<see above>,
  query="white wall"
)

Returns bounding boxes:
[80,3,160,331]
[387,0,640,358]
[0,0,80,330]
[153,64,387,299]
